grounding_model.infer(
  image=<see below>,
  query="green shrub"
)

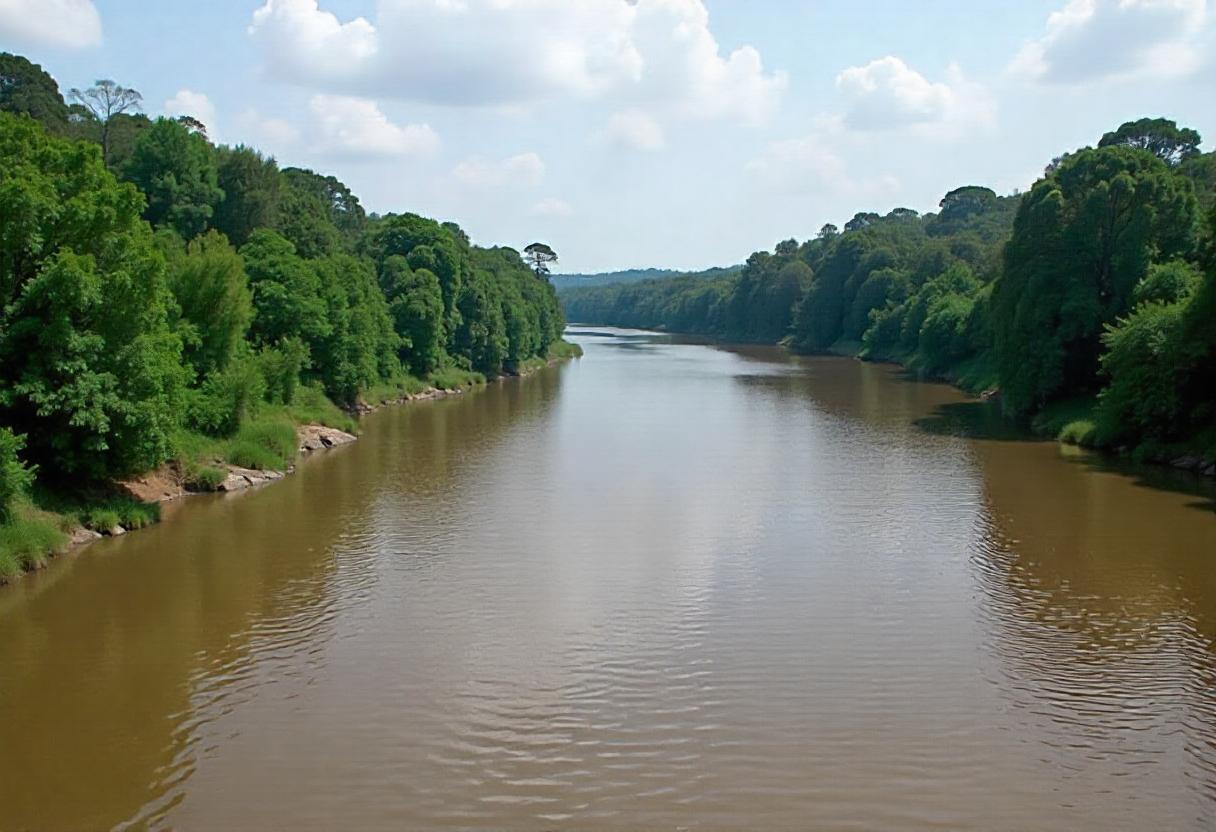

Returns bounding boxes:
[184,465,227,492]
[186,354,267,437]
[0,509,66,577]
[284,384,357,433]
[226,418,297,470]
[259,337,309,406]
[430,367,485,390]
[84,509,121,532]
[0,428,36,521]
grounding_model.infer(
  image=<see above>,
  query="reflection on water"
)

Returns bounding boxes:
[0,327,1214,830]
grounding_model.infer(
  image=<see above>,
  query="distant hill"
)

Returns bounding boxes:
[551,266,739,294]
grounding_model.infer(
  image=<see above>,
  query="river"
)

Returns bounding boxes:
[2,327,1215,830]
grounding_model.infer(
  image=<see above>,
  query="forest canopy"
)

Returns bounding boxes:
[0,52,566,494]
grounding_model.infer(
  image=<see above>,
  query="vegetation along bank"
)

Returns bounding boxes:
[562,118,1216,477]
[0,52,580,582]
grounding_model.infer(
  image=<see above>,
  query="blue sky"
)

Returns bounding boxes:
[3,0,1213,272]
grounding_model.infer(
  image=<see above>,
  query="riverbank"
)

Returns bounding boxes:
[0,344,583,585]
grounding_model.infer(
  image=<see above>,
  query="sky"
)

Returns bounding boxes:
[2,0,1214,273]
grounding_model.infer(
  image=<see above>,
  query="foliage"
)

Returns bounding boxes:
[0,429,36,521]
[213,146,281,247]
[122,117,223,239]
[166,230,253,377]
[0,113,187,480]
[225,417,298,471]
[991,145,1198,415]
[0,53,69,134]
[1098,118,1202,166]
[67,79,142,165]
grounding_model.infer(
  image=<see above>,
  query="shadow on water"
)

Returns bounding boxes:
[914,400,1038,442]
[1063,449,1216,514]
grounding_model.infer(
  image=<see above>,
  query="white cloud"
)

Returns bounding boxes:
[237,107,301,150]
[745,135,899,198]
[163,90,218,137]
[0,0,101,48]
[454,152,545,188]
[835,56,995,134]
[307,94,440,159]
[533,197,574,218]
[248,0,785,126]
[1009,0,1209,83]
[602,109,666,151]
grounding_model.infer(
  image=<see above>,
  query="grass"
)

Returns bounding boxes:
[0,502,68,579]
[283,384,358,433]
[429,367,486,390]
[361,373,431,406]
[225,417,298,471]
[1032,396,1100,448]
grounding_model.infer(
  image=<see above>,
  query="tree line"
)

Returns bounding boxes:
[0,51,566,498]
[563,117,1216,460]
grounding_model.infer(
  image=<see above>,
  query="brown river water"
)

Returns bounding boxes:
[2,327,1216,831]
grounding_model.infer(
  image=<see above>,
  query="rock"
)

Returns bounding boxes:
[218,472,251,492]
[1204,464,1216,478]
[297,424,357,454]
[1172,455,1203,471]
[70,527,103,546]
[107,525,126,537]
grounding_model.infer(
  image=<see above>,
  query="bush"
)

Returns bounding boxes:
[0,428,36,521]
[186,354,267,437]
[259,337,309,406]
[0,508,66,577]
[183,465,227,492]
[430,367,485,391]
[284,384,357,434]
[226,418,297,470]
[1096,301,1189,446]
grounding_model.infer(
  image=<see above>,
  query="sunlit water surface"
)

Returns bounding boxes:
[2,327,1216,830]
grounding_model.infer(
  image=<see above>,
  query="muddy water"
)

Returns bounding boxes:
[1,327,1215,830]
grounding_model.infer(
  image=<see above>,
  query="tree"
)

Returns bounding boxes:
[165,231,254,378]
[0,428,36,521]
[991,145,1198,415]
[68,79,143,165]
[0,113,186,479]
[213,145,281,247]
[176,115,208,139]
[282,167,367,245]
[379,256,444,376]
[240,230,330,350]
[122,118,223,239]
[0,52,69,134]
[1098,118,1201,167]
[524,242,558,277]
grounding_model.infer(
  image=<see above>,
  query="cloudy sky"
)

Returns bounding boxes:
[2,0,1213,272]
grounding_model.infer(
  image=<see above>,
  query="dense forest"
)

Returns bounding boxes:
[565,117,1216,463]
[0,52,572,575]
[551,266,739,294]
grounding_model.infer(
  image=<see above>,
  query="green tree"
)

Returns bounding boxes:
[240,230,330,349]
[524,242,558,277]
[123,117,223,239]
[380,256,445,376]
[213,145,281,247]
[0,428,36,521]
[0,113,186,479]
[991,145,1198,414]
[68,79,142,165]
[1098,118,1202,166]
[0,53,69,135]
[166,230,254,377]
